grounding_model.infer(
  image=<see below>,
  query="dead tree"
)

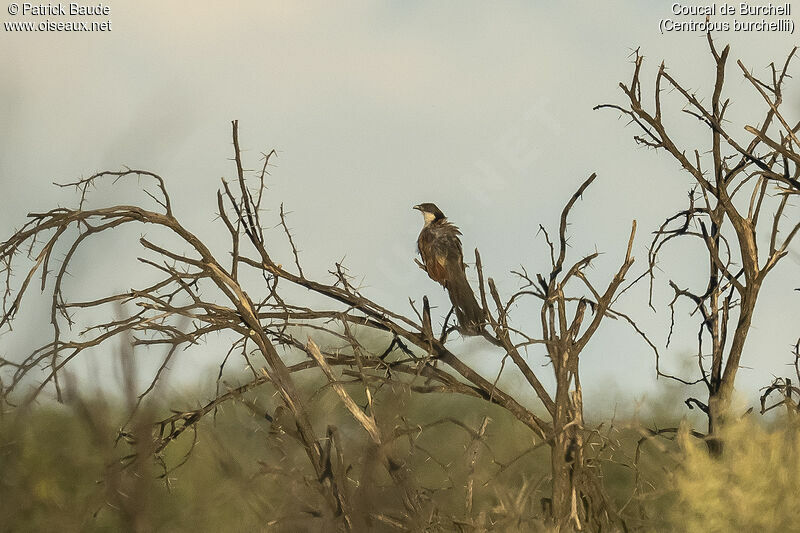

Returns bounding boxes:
[0,122,642,531]
[491,173,640,531]
[597,35,800,455]
[760,337,800,421]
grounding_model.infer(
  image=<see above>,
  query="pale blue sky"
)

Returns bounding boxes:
[1,2,798,415]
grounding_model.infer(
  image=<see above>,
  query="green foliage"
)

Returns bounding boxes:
[0,402,281,532]
[0,409,109,532]
[1,385,797,532]
[0,383,556,532]
[668,417,800,533]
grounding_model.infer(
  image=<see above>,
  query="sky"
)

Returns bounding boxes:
[1,1,799,416]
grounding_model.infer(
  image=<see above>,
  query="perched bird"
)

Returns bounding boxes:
[413,203,484,334]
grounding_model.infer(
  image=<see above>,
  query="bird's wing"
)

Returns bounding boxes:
[418,221,464,287]
[417,220,483,333]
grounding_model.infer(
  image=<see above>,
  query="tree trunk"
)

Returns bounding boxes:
[706,292,759,457]
[550,365,584,531]
[705,394,725,457]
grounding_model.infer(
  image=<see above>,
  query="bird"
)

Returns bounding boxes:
[413,203,484,335]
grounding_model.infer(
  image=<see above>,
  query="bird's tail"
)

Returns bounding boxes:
[446,261,485,335]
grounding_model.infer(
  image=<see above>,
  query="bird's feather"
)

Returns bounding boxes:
[417,218,483,334]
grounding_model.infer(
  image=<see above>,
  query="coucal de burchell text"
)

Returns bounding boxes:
[671,2,791,15]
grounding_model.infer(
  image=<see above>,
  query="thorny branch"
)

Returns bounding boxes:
[1,120,649,531]
[597,34,800,451]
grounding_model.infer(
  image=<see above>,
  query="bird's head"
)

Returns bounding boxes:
[413,203,445,226]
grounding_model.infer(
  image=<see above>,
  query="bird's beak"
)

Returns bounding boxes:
[413,205,421,211]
